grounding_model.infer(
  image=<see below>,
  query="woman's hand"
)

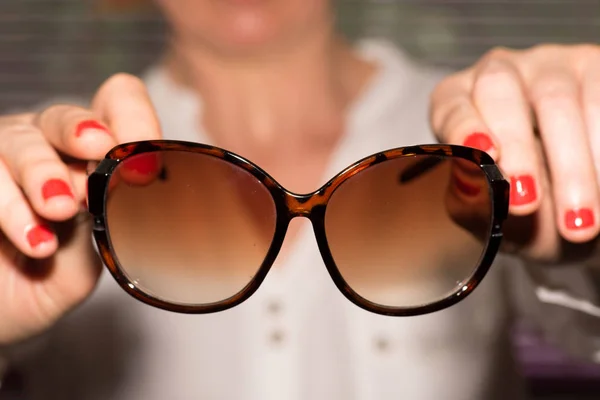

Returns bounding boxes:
[0,74,162,345]
[431,44,600,264]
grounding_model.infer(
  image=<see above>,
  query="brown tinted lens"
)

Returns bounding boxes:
[324,155,492,308]
[105,151,277,305]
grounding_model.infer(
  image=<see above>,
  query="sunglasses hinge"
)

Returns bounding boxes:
[93,216,106,232]
[95,159,118,175]
[480,164,506,182]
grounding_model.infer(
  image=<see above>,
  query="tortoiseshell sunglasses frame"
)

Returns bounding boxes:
[88,140,510,317]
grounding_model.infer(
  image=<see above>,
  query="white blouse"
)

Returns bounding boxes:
[6,39,600,400]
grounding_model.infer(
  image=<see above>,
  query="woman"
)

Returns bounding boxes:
[1,1,600,399]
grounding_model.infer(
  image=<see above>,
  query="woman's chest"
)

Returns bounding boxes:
[25,227,514,400]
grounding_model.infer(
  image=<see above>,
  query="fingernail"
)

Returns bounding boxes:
[122,153,159,175]
[75,120,110,137]
[463,133,495,152]
[509,175,537,206]
[42,179,73,200]
[565,208,595,230]
[26,225,55,248]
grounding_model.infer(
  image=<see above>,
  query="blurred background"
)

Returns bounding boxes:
[2,0,600,112]
[1,0,600,398]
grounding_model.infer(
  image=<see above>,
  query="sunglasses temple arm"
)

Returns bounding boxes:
[83,160,101,211]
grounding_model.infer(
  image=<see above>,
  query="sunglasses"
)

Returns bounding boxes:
[87,140,509,316]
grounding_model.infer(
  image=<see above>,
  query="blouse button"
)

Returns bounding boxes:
[267,300,282,316]
[269,329,285,346]
[374,336,391,353]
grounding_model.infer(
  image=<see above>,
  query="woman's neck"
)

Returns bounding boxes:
[164,30,376,160]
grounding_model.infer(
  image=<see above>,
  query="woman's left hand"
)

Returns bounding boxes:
[431,44,600,263]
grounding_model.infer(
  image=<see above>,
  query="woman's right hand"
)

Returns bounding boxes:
[0,74,162,346]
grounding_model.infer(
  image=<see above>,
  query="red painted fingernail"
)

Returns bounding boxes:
[509,175,537,206]
[463,133,494,152]
[453,174,481,196]
[26,225,55,248]
[565,208,595,230]
[75,120,109,137]
[122,154,159,175]
[42,179,73,200]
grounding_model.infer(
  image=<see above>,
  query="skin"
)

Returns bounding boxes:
[1,0,600,345]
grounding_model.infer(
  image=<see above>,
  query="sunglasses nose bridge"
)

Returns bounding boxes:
[284,191,325,218]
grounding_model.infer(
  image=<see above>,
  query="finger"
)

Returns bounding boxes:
[117,153,164,186]
[430,71,499,158]
[35,104,117,161]
[0,125,79,221]
[0,158,58,258]
[499,143,561,260]
[70,165,88,211]
[92,73,163,182]
[582,50,600,191]
[92,73,162,144]
[530,69,600,242]
[444,159,493,241]
[472,58,542,215]
[41,214,103,315]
